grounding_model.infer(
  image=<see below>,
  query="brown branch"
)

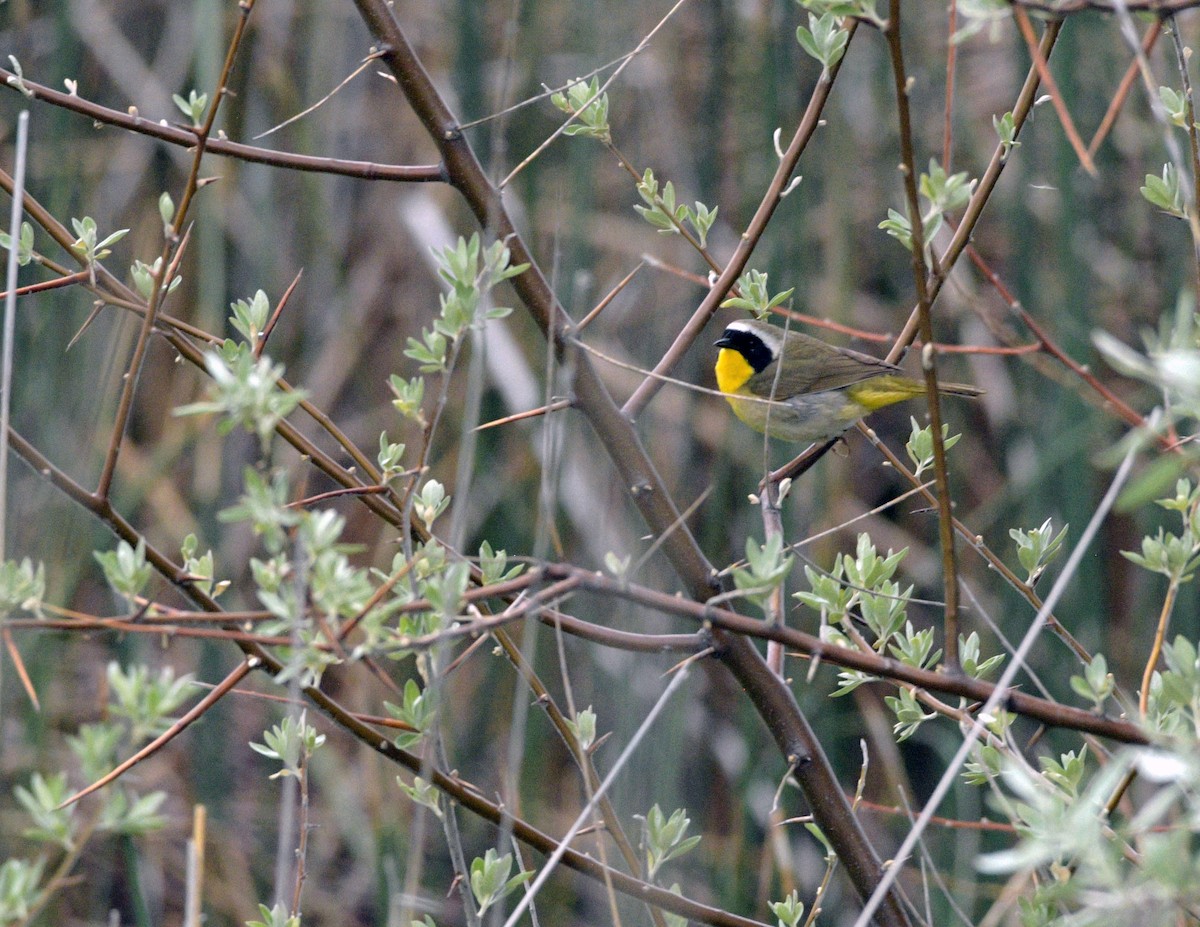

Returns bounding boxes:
[536,564,1147,746]
[885,0,961,670]
[0,68,444,183]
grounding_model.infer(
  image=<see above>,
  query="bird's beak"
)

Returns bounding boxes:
[714,335,733,348]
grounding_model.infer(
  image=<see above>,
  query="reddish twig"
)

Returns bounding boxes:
[58,660,252,808]
[0,268,90,300]
[1087,19,1162,157]
[1013,6,1097,175]
[0,69,444,183]
[255,268,304,358]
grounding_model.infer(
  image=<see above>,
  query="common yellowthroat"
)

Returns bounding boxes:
[714,318,983,443]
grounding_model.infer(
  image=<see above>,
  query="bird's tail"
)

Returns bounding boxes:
[937,381,985,398]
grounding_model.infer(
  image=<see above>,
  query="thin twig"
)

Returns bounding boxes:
[1086,19,1162,157]
[500,0,692,188]
[256,268,304,358]
[884,0,961,669]
[1012,7,1096,175]
[58,660,252,808]
[0,68,443,182]
[255,50,386,140]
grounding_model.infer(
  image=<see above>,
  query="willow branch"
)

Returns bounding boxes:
[0,68,444,183]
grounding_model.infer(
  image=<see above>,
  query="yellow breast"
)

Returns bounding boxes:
[715,347,756,395]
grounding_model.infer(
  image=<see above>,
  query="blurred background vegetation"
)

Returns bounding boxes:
[0,1,1195,926]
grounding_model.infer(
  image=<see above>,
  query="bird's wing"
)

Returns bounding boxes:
[798,344,903,394]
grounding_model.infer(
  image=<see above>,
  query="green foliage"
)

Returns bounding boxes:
[229,290,271,350]
[377,433,407,484]
[603,550,632,580]
[219,467,299,554]
[769,889,805,927]
[731,534,794,615]
[550,77,611,142]
[795,0,879,21]
[413,479,450,529]
[960,631,1004,680]
[1009,517,1068,586]
[0,557,44,619]
[796,533,917,694]
[1121,479,1200,582]
[1140,163,1189,220]
[421,560,469,623]
[993,110,1019,156]
[65,722,122,784]
[250,711,326,780]
[951,0,1010,42]
[93,538,152,604]
[642,804,701,879]
[68,215,128,264]
[883,688,935,741]
[662,885,689,927]
[0,220,34,265]
[478,540,523,584]
[565,706,597,751]
[0,858,44,923]
[386,679,437,750]
[180,533,228,600]
[887,621,941,671]
[1158,86,1188,128]
[1038,746,1088,798]
[388,374,426,424]
[905,418,961,479]
[403,326,449,373]
[172,88,208,126]
[1069,654,1115,712]
[246,902,301,927]
[432,233,525,336]
[633,169,718,248]
[397,775,442,818]
[106,660,194,743]
[719,269,794,319]
[13,772,73,847]
[880,159,974,253]
[1145,636,1200,736]
[795,12,849,69]
[96,788,167,836]
[129,256,182,300]
[174,342,308,447]
[469,848,532,916]
[974,748,1200,924]
[158,190,175,229]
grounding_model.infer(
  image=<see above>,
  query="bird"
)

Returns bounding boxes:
[713,318,983,444]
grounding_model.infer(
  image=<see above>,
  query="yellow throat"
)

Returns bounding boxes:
[715,347,756,396]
